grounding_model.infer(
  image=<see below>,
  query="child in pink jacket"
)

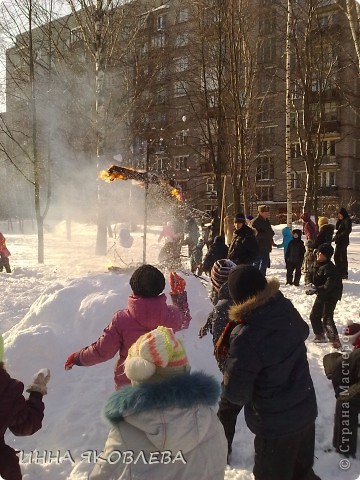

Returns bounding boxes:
[65,265,191,390]
[0,233,11,273]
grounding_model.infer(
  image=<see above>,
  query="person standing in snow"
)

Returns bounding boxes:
[199,259,236,373]
[323,321,360,458]
[220,265,319,479]
[64,265,191,390]
[312,217,334,250]
[227,214,259,266]
[251,205,274,276]
[183,216,200,257]
[301,212,318,242]
[306,243,342,349]
[88,326,227,480]
[275,225,293,259]
[201,235,228,275]
[284,229,305,286]
[190,238,204,274]
[302,239,317,286]
[0,335,50,480]
[333,207,352,279]
[0,233,11,273]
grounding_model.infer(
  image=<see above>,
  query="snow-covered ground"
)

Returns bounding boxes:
[1,219,360,480]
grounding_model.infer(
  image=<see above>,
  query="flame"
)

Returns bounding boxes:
[170,187,182,202]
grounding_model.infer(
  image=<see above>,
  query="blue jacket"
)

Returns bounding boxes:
[276,226,292,257]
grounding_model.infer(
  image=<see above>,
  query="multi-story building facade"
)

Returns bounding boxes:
[1,0,360,223]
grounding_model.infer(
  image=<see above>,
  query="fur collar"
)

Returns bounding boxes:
[229,277,280,321]
[104,372,220,425]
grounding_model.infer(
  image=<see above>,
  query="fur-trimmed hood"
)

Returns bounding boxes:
[104,372,220,424]
[228,277,307,337]
[229,277,280,321]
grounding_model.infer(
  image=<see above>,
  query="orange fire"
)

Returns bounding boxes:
[98,169,124,182]
[170,188,182,202]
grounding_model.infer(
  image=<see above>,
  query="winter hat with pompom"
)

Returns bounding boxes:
[318,217,329,228]
[0,335,3,363]
[130,264,165,297]
[344,321,360,349]
[211,259,236,291]
[124,326,190,384]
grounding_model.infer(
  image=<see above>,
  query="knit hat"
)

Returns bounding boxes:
[211,259,236,291]
[234,214,246,223]
[124,326,190,383]
[292,229,302,237]
[0,335,3,363]
[317,243,334,259]
[258,205,269,213]
[130,265,165,297]
[344,321,360,349]
[246,215,254,221]
[318,217,328,228]
[228,264,267,303]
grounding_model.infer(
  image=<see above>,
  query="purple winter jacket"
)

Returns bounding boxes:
[0,366,45,480]
[77,292,190,390]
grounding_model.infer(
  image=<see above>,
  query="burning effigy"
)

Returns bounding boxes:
[99,165,183,202]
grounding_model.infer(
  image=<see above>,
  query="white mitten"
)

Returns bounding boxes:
[305,284,317,295]
[26,368,51,395]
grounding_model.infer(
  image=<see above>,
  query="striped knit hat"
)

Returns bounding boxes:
[124,326,190,383]
[211,259,236,291]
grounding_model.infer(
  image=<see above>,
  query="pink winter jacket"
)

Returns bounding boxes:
[77,293,188,390]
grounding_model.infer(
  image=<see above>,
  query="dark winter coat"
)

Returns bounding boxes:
[313,224,335,250]
[251,215,274,252]
[323,349,360,399]
[334,213,352,247]
[227,225,259,265]
[201,283,233,372]
[309,260,343,302]
[184,218,199,245]
[222,279,317,438]
[285,237,306,265]
[202,237,228,274]
[0,366,45,480]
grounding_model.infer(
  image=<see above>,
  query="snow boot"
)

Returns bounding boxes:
[313,334,327,343]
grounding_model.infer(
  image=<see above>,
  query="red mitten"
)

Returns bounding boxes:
[65,352,79,371]
[169,272,186,294]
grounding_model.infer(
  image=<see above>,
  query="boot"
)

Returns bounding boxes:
[332,337,341,349]
[313,334,327,343]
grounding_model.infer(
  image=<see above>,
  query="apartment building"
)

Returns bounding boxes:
[1,0,360,222]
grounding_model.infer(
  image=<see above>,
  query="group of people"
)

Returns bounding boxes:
[1,205,358,480]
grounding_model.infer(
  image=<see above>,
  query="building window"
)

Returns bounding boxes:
[157,15,165,31]
[175,130,188,146]
[260,37,276,63]
[175,57,189,72]
[70,27,82,45]
[256,156,274,180]
[259,10,276,34]
[154,157,168,172]
[321,139,336,157]
[156,88,166,104]
[320,171,336,187]
[152,32,165,48]
[175,32,189,47]
[257,126,276,152]
[174,81,187,97]
[292,172,302,189]
[174,155,189,170]
[290,143,301,159]
[324,102,338,121]
[179,8,189,23]
[256,185,274,201]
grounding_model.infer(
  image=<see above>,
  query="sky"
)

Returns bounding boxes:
[0,217,360,479]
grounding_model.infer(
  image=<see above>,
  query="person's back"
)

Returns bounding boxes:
[221,265,319,480]
[65,266,191,389]
[89,327,227,480]
[313,218,334,250]
[202,236,228,275]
